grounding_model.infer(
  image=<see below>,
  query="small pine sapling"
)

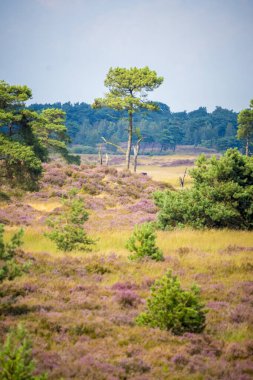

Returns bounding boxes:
[0,324,47,380]
[126,223,164,261]
[0,224,28,282]
[46,195,95,252]
[136,270,206,335]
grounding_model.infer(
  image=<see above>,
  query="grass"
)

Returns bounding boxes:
[5,226,253,257]
[134,165,193,187]
[112,153,196,187]
[1,159,253,380]
[2,225,253,379]
[27,200,62,212]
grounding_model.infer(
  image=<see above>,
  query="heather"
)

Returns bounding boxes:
[0,158,253,379]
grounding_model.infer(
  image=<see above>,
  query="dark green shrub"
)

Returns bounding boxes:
[0,324,47,380]
[136,271,206,335]
[126,223,164,261]
[0,224,28,282]
[154,149,253,230]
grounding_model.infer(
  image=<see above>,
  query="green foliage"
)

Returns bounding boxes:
[0,80,79,189]
[30,101,240,154]
[136,271,206,335]
[0,135,42,190]
[46,197,95,252]
[0,224,28,282]
[94,66,163,112]
[154,149,253,229]
[0,324,47,380]
[237,99,253,155]
[126,223,164,261]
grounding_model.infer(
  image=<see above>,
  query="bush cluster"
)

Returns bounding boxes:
[154,149,253,229]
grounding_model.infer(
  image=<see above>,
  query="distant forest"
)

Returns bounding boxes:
[29,102,241,154]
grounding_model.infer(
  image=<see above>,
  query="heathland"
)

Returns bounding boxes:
[1,154,253,380]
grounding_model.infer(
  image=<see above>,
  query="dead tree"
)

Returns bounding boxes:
[101,137,126,155]
[102,130,142,172]
[98,144,103,165]
[179,168,187,188]
[133,136,143,173]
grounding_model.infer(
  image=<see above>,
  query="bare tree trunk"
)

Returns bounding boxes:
[98,144,103,165]
[246,137,249,156]
[105,153,109,166]
[133,138,142,173]
[179,168,187,188]
[126,110,133,169]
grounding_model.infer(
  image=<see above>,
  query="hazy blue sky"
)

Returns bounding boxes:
[0,0,252,111]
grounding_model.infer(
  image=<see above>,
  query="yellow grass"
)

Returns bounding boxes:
[112,154,197,187]
[135,165,193,187]
[27,200,62,212]
[5,225,253,257]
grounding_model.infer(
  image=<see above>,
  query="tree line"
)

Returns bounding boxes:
[1,68,252,188]
[29,99,241,154]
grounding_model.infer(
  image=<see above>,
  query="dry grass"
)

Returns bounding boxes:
[27,200,62,212]
[135,165,193,187]
[1,159,253,380]
[2,225,253,379]
[112,154,197,187]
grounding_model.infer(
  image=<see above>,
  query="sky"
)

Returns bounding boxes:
[0,0,252,112]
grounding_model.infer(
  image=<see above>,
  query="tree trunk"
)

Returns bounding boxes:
[126,111,133,169]
[133,139,141,173]
[98,144,103,165]
[179,168,187,188]
[246,137,249,157]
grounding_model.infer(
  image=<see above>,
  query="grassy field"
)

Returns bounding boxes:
[1,157,253,379]
[111,153,196,187]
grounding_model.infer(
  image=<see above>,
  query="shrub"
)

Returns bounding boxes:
[46,196,95,252]
[0,324,47,380]
[136,271,206,335]
[0,224,28,282]
[126,223,164,261]
[46,225,94,252]
[154,149,253,230]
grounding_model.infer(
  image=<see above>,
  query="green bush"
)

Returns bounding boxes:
[0,224,28,282]
[136,271,206,335]
[46,196,95,252]
[154,149,253,230]
[0,324,47,380]
[126,223,164,261]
